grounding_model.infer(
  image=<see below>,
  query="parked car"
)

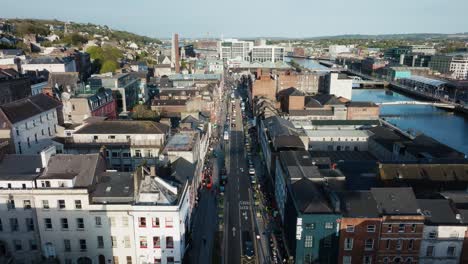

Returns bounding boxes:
[249,168,255,175]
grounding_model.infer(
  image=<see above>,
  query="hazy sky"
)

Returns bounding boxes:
[1,0,467,39]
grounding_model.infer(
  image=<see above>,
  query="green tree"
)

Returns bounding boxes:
[15,21,50,36]
[100,60,119,73]
[86,46,104,61]
[87,45,123,73]
[62,33,88,47]
[132,104,158,120]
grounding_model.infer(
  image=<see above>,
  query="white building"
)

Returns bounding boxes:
[57,120,170,171]
[207,59,224,73]
[323,72,353,100]
[328,45,353,58]
[219,39,253,61]
[0,151,193,264]
[430,54,468,80]
[22,57,77,74]
[418,199,468,264]
[251,46,285,63]
[303,129,371,151]
[0,93,61,155]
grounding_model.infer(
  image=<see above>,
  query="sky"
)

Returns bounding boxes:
[1,0,467,39]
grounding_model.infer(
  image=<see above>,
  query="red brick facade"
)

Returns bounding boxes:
[376,216,425,264]
[338,218,382,264]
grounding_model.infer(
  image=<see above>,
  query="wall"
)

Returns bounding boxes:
[338,218,382,264]
[11,109,59,155]
[0,77,31,105]
[326,73,353,100]
[376,216,425,263]
[419,225,467,264]
[347,106,380,120]
[252,76,276,101]
[22,61,76,73]
[295,213,340,264]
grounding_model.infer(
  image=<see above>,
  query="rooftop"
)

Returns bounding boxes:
[340,191,380,218]
[291,178,336,214]
[75,120,169,135]
[305,129,372,138]
[379,163,468,182]
[403,75,447,87]
[39,154,103,187]
[279,151,321,181]
[168,73,221,81]
[0,155,42,181]
[0,94,61,124]
[165,131,197,151]
[28,56,69,64]
[418,199,462,225]
[91,171,134,204]
[371,187,420,215]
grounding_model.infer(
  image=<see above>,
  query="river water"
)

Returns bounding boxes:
[353,89,468,156]
[287,57,468,156]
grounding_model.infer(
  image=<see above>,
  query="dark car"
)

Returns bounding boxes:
[242,231,255,259]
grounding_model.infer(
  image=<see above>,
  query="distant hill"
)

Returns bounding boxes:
[2,18,161,45]
[239,33,468,41]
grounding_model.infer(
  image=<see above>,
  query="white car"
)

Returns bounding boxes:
[249,168,255,175]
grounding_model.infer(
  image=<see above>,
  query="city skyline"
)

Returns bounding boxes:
[1,0,468,39]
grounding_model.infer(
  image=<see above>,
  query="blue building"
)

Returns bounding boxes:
[275,150,341,264]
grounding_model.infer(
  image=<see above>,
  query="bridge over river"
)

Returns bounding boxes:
[376,101,456,109]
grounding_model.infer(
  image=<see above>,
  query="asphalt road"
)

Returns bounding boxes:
[225,97,257,264]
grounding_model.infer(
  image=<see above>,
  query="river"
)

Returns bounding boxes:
[287,57,468,156]
[353,89,468,156]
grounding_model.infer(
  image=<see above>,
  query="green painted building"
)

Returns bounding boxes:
[283,178,341,264]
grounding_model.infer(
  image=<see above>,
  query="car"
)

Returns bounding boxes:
[248,159,253,166]
[242,231,255,260]
[251,177,256,184]
[249,168,255,175]
[231,123,236,128]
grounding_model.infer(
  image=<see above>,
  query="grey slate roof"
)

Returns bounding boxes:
[39,154,103,187]
[75,120,170,135]
[291,178,335,214]
[340,191,380,218]
[263,116,305,149]
[279,151,321,181]
[0,155,42,181]
[0,94,61,123]
[29,56,66,64]
[418,199,462,225]
[371,187,420,215]
[91,171,134,203]
[168,157,195,185]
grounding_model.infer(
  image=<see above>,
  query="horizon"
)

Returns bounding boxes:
[1,0,468,39]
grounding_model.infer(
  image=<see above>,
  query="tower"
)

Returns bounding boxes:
[171,33,180,73]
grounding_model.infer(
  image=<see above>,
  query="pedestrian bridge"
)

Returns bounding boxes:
[351,76,389,87]
[376,101,456,109]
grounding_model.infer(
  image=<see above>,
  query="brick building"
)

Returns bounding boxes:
[338,191,382,264]
[372,188,424,264]
[0,68,31,105]
[346,101,380,120]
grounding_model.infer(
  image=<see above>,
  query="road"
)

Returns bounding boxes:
[224,96,257,264]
